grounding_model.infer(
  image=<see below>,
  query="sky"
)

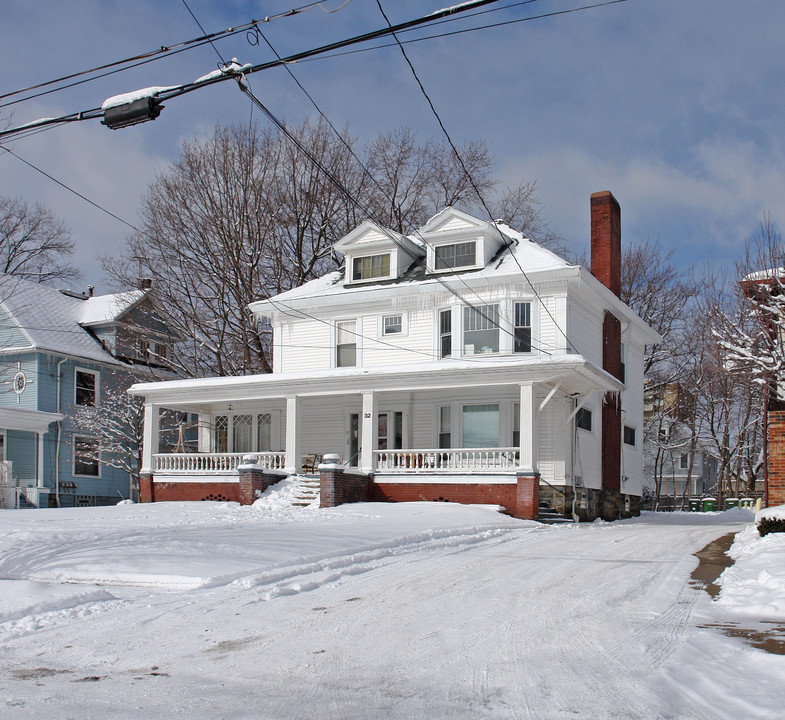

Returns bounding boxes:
[1,0,784,293]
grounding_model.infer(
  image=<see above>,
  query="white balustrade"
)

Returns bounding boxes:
[374,448,519,474]
[153,452,286,475]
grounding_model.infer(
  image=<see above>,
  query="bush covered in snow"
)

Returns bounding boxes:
[756,504,785,536]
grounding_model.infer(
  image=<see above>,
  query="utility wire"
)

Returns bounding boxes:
[0,145,140,232]
[0,0,507,140]
[0,0,350,108]
[375,0,578,352]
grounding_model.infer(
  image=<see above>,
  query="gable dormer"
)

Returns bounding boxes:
[419,207,511,274]
[334,220,425,286]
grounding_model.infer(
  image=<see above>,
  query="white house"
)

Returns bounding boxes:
[130,191,659,520]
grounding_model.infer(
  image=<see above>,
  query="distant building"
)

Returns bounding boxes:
[642,382,717,509]
[0,277,178,508]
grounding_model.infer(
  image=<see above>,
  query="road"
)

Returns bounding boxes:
[0,511,754,719]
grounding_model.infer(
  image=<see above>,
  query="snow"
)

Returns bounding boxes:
[0,498,782,718]
[101,86,178,111]
[192,59,252,85]
[77,289,144,326]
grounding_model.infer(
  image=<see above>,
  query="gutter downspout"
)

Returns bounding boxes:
[55,358,66,508]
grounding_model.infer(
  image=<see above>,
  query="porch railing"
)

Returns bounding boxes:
[153,452,287,475]
[374,448,519,474]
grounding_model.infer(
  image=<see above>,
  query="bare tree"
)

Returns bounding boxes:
[0,196,79,284]
[105,120,553,378]
[71,371,145,499]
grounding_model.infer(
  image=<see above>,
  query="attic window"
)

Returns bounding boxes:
[352,254,390,281]
[435,241,476,270]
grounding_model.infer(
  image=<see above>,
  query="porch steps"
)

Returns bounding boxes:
[290,476,321,507]
[538,501,573,524]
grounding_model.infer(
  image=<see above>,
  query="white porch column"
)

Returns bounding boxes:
[285,395,301,474]
[518,383,538,474]
[360,391,377,473]
[141,403,160,475]
[36,432,45,488]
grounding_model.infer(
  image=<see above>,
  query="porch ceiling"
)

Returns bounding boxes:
[129,355,622,411]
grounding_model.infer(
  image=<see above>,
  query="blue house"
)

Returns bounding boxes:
[0,276,178,508]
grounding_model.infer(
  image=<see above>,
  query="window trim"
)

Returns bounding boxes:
[73,434,101,478]
[623,425,636,446]
[576,408,592,432]
[74,367,99,408]
[335,318,359,368]
[379,313,407,337]
[431,239,479,273]
[462,303,500,356]
[351,253,391,282]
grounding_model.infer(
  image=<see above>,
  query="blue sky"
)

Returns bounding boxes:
[1,0,783,291]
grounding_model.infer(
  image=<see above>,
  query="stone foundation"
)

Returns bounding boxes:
[539,484,641,522]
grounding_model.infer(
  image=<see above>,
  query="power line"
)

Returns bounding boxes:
[0,0,507,140]
[0,145,140,232]
[375,0,578,352]
[0,0,351,109]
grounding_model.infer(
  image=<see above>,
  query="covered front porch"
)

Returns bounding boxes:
[130,355,622,505]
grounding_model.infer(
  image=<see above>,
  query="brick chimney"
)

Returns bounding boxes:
[590,190,621,298]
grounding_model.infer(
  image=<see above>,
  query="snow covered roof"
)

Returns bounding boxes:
[78,290,145,327]
[742,267,785,282]
[0,276,122,365]
[252,221,573,309]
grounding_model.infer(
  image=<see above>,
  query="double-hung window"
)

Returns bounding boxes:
[336,320,357,367]
[75,369,98,407]
[434,241,476,270]
[353,254,390,281]
[463,304,499,355]
[73,436,100,477]
[439,309,452,359]
[514,302,532,353]
[383,315,403,335]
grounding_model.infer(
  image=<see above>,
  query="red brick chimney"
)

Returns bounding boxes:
[590,190,621,298]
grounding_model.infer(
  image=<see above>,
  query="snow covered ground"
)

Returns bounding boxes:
[0,487,782,719]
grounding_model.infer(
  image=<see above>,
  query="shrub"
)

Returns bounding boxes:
[757,517,785,537]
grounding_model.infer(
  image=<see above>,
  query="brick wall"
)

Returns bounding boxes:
[590,190,621,297]
[372,482,524,517]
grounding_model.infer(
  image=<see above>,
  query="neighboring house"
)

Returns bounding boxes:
[130,191,659,521]
[642,382,718,509]
[0,277,178,508]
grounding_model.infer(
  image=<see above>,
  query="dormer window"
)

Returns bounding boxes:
[434,241,476,271]
[352,254,390,281]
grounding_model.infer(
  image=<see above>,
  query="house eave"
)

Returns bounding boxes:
[129,354,622,409]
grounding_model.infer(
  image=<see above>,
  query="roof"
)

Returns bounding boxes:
[0,276,124,364]
[251,220,573,309]
[78,290,145,326]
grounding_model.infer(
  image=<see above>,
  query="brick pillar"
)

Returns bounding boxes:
[516,473,540,520]
[238,456,287,505]
[319,453,344,508]
[140,472,154,503]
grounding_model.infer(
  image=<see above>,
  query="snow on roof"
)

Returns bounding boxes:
[257,223,573,307]
[78,290,145,326]
[0,276,121,365]
[101,86,178,111]
[743,267,785,282]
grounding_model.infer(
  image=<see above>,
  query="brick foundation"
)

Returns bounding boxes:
[516,473,540,521]
[143,481,241,503]
[372,482,521,516]
[140,473,154,503]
